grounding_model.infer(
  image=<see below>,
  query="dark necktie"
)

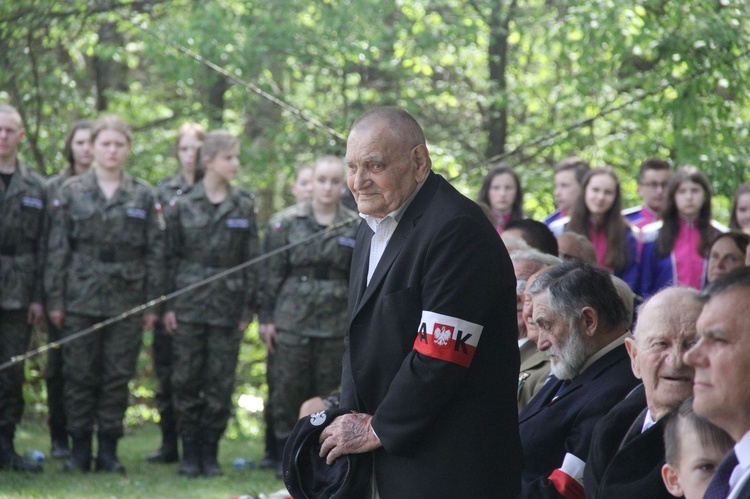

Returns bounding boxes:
[552,379,571,401]
[704,450,738,499]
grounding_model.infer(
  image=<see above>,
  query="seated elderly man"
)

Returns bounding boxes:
[519,260,640,498]
[556,232,597,265]
[511,249,562,364]
[584,287,701,498]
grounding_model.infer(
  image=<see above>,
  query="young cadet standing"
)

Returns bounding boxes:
[0,104,47,473]
[44,119,94,460]
[163,131,259,477]
[145,123,206,464]
[45,115,165,473]
[259,156,357,477]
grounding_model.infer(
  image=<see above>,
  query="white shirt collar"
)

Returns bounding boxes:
[641,409,656,433]
[729,430,750,492]
[360,176,427,232]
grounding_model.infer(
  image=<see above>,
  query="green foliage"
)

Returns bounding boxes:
[5,0,750,449]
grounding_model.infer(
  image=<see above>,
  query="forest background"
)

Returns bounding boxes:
[2,0,749,434]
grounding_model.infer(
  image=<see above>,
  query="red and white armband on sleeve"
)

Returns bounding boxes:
[548,452,586,499]
[412,311,484,368]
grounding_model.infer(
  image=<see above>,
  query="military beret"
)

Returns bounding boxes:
[282,408,373,499]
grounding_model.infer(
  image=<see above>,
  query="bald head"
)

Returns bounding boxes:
[557,232,597,265]
[350,107,426,151]
[346,108,431,218]
[626,286,701,420]
[634,287,702,340]
[0,104,25,166]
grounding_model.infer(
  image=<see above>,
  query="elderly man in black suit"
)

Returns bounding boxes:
[584,286,701,498]
[685,268,750,499]
[519,260,640,498]
[318,107,522,497]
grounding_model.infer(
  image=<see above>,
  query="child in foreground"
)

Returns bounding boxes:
[661,397,734,499]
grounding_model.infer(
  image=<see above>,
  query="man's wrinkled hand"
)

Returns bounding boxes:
[318,412,381,465]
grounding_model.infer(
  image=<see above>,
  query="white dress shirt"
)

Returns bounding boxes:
[728,430,750,499]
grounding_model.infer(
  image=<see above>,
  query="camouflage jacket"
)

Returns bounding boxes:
[156,172,194,218]
[259,201,358,337]
[0,160,47,310]
[165,181,259,326]
[44,170,165,316]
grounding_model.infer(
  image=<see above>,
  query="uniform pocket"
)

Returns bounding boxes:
[69,204,97,242]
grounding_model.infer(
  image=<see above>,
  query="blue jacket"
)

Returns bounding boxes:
[638,220,727,299]
[519,343,639,498]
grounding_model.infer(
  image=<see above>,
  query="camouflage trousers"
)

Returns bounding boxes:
[171,322,243,435]
[62,314,143,437]
[46,319,67,439]
[0,309,31,431]
[271,332,345,438]
[152,321,175,429]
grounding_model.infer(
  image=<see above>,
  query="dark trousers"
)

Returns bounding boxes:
[0,309,31,432]
[152,322,175,431]
[46,320,67,440]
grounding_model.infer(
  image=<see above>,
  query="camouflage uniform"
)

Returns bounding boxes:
[149,173,194,452]
[164,181,259,436]
[0,161,46,438]
[259,201,357,438]
[43,167,77,452]
[45,170,164,438]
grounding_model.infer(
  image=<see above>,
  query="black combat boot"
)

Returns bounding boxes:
[50,432,70,459]
[64,431,92,472]
[0,427,43,473]
[95,432,125,473]
[200,431,224,477]
[145,428,178,463]
[178,432,201,477]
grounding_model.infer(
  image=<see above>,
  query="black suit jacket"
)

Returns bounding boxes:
[341,172,522,498]
[584,384,673,499]
[518,343,639,498]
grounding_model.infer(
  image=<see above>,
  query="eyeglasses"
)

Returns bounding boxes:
[640,181,669,190]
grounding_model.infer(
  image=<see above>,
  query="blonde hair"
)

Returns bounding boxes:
[197,130,238,168]
[91,115,132,145]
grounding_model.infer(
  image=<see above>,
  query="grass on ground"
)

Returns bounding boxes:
[1,422,287,499]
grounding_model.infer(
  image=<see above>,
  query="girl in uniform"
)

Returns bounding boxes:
[259,156,357,476]
[146,123,206,464]
[46,115,164,473]
[163,130,259,477]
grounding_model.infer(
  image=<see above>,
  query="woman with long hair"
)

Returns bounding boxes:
[45,119,94,460]
[639,166,725,298]
[146,122,206,465]
[564,167,639,290]
[477,163,523,234]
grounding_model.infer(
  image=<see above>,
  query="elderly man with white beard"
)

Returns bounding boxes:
[518,260,640,499]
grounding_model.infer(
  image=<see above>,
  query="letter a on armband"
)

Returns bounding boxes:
[413,311,483,368]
